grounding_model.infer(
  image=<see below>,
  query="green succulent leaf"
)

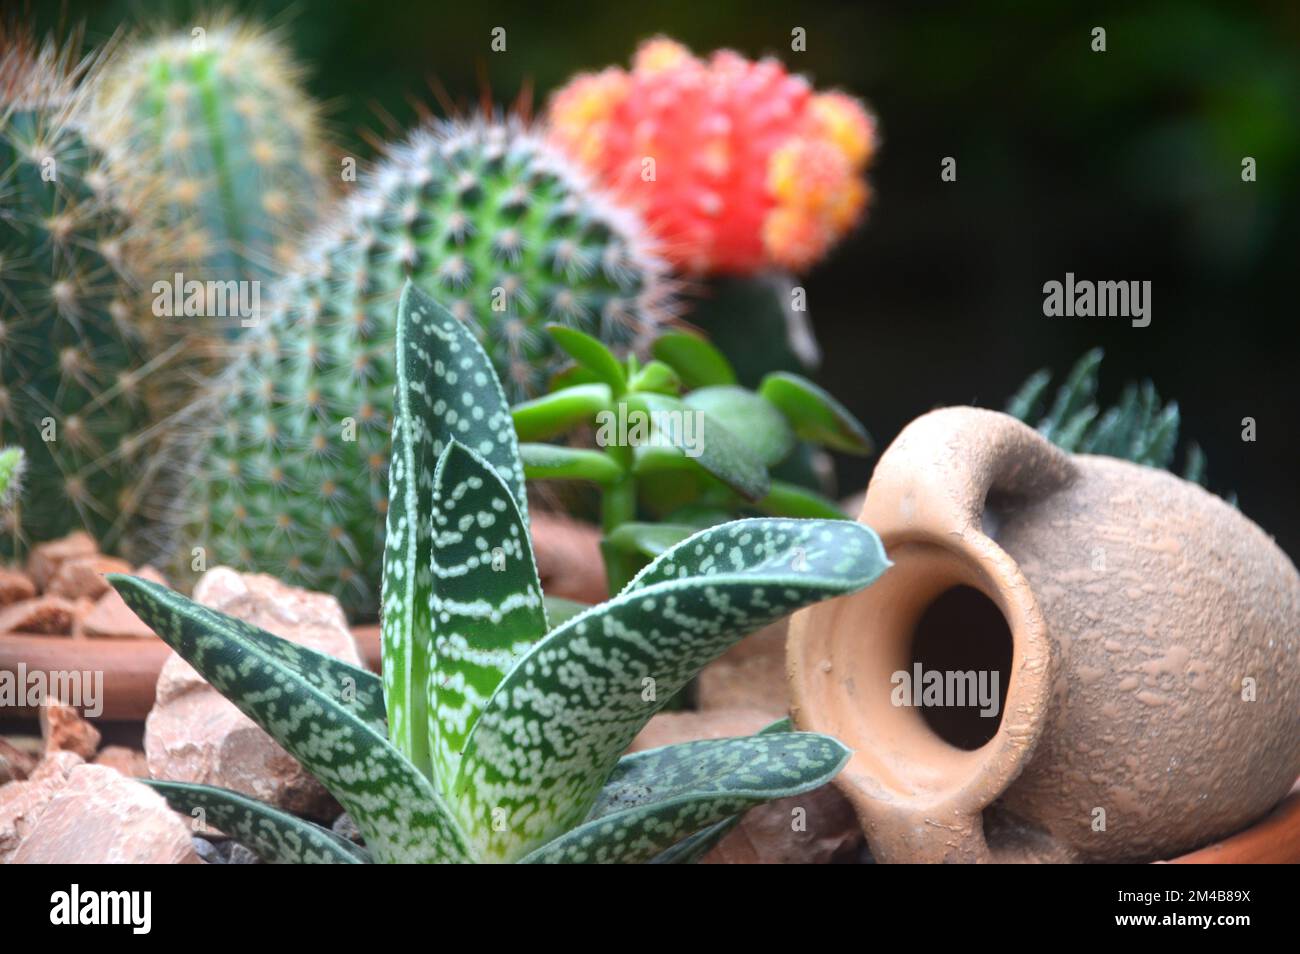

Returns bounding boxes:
[519,730,849,864]
[646,716,798,863]
[684,385,796,467]
[603,521,696,559]
[648,817,737,864]
[520,443,625,484]
[454,517,888,862]
[381,281,527,780]
[145,780,369,864]
[757,480,847,519]
[427,441,549,787]
[543,595,590,627]
[546,323,627,394]
[512,384,611,441]
[1003,367,1052,423]
[650,331,737,388]
[626,392,770,501]
[627,359,682,396]
[1182,442,1206,486]
[1034,348,1102,443]
[109,575,472,863]
[758,373,874,456]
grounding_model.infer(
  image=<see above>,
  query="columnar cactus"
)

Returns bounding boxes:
[0,33,191,557]
[177,117,673,614]
[547,38,877,273]
[93,21,330,323]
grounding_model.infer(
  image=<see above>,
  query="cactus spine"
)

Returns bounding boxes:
[93,21,330,325]
[176,117,673,615]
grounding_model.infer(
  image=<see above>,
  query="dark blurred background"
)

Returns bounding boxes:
[39,0,1300,556]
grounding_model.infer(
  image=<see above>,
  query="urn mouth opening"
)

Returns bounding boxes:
[908,584,1013,751]
[791,531,1051,810]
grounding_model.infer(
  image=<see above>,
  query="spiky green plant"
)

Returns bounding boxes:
[513,325,873,592]
[93,20,330,321]
[0,447,23,522]
[1006,348,1209,486]
[0,31,193,558]
[112,282,887,863]
[173,116,673,615]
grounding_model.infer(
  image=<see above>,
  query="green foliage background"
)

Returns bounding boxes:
[35,0,1300,555]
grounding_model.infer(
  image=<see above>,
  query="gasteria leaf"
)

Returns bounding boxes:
[109,575,473,863]
[381,281,527,779]
[453,517,888,861]
[427,440,549,786]
[519,731,849,863]
[146,780,370,864]
[647,716,799,863]
[758,372,874,455]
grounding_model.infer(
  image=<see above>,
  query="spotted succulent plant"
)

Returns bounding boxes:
[165,116,673,615]
[547,37,877,273]
[115,282,888,863]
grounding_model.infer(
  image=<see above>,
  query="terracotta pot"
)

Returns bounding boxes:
[0,627,384,721]
[788,407,1300,864]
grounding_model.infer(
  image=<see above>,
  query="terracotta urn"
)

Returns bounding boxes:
[788,407,1300,863]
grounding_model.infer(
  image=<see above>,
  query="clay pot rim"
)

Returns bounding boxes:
[789,519,1057,849]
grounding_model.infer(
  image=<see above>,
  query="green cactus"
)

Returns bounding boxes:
[0,33,193,557]
[92,21,330,330]
[174,117,673,615]
[0,448,23,522]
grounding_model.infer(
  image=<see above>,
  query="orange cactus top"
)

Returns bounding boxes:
[547,38,877,274]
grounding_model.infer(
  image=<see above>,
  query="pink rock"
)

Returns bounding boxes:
[92,745,150,778]
[76,587,157,639]
[0,567,36,607]
[700,782,862,865]
[11,764,199,863]
[0,737,37,784]
[0,595,78,635]
[696,620,790,717]
[25,531,96,592]
[46,554,132,600]
[39,697,102,759]
[0,750,83,862]
[628,708,862,864]
[531,511,608,604]
[145,568,361,821]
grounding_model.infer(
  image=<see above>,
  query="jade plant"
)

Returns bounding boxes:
[110,282,888,863]
[1007,348,1210,487]
[513,325,873,592]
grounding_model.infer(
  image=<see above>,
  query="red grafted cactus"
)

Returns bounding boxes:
[547,38,877,274]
